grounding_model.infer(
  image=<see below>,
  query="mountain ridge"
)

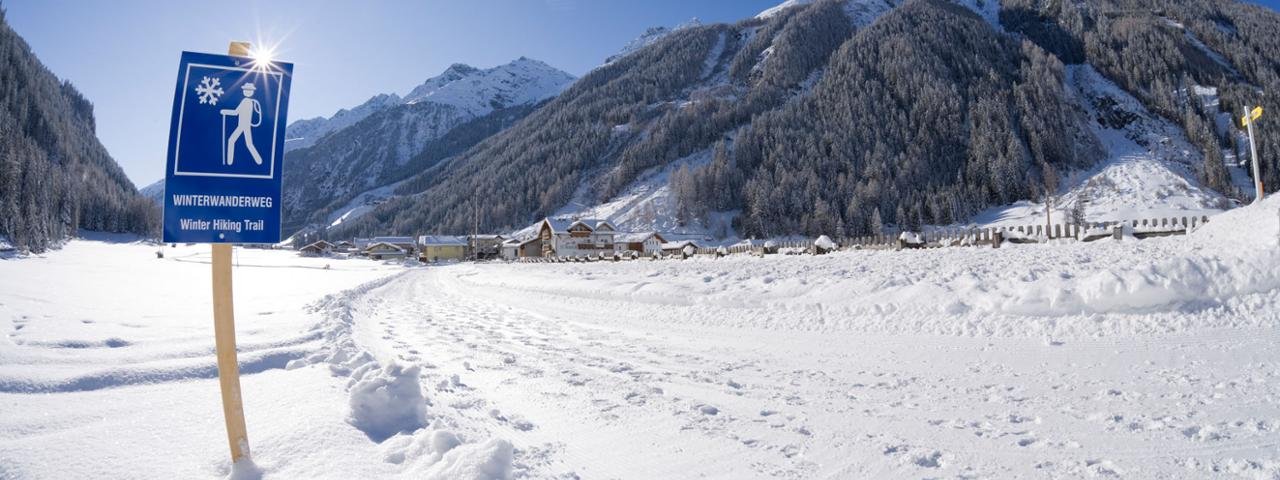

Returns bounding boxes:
[328,0,1273,241]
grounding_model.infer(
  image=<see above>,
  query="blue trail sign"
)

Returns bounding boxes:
[163,51,293,243]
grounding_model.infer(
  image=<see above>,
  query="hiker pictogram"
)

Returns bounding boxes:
[220,83,264,166]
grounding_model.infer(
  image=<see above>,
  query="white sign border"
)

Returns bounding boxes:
[173,62,284,180]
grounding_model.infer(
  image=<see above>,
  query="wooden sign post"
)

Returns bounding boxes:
[212,40,253,463]
[163,38,291,465]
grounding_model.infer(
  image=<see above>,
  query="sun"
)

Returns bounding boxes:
[248,45,276,71]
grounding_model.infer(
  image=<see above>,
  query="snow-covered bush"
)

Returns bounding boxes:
[814,235,837,253]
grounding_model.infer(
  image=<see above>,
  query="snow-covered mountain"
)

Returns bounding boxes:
[284,58,574,152]
[285,93,402,151]
[402,57,574,116]
[280,58,575,235]
[757,0,899,26]
[139,179,164,205]
[603,18,703,65]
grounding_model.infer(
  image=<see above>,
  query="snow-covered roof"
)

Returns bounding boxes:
[365,242,406,252]
[541,218,575,233]
[470,234,505,241]
[301,240,333,251]
[542,218,613,234]
[372,236,415,245]
[584,220,617,232]
[419,235,468,246]
[617,232,665,243]
[661,240,699,249]
[300,242,329,252]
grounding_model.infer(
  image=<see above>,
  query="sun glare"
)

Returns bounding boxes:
[249,45,276,70]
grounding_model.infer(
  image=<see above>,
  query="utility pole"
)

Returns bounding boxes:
[471,198,480,260]
[1243,105,1265,204]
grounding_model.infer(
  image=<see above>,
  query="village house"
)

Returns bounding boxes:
[615,232,666,256]
[538,218,617,258]
[333,240,356,253]
[468,234,506,260]
[419,235,468,263]
[661,239,700,256]
[298,240,334,257]
[501,237,542,260]
[364,242,408,260]
[372,236,417,255]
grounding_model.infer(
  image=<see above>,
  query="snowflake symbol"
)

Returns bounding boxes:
[195,76,224,105]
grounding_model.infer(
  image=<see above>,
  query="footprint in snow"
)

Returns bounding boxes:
[913,451,944,468]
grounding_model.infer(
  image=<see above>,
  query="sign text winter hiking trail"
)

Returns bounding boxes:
[163,48,292,244]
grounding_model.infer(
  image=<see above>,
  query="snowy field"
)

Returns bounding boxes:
[4,199,1280,479]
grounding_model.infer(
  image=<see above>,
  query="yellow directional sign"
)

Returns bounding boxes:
[1242,106,1263,126]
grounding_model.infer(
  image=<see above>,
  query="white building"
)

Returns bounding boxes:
[537,218,617,257]
[615,232,666,256]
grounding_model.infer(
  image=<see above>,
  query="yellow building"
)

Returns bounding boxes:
[418,235,468,263]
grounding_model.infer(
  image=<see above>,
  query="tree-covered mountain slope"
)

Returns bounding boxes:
[0,9,158,252]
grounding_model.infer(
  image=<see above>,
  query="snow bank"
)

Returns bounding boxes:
[393,432,514,479]
[348,362,428,442]
[814,235,837,251]
[292,271,516,473]
[458,198,1280,337]
[224,458,264,480]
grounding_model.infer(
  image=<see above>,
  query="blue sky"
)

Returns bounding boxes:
[4,0,779,187]
[4,0,1278,188]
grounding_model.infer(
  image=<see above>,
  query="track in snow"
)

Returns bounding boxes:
[349,264,1280,479]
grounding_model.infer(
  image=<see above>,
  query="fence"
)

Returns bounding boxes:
[510,214,1212,263]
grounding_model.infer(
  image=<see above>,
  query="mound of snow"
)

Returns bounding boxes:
[348,362,428,442]
[405,437,514,479]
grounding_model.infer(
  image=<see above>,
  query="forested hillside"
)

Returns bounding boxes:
[713,0,1102,236]
[1001,0,1280,195]
[0,9,157,252]
[333,0,1101,237]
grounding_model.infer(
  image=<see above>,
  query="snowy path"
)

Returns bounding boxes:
[349,259,1280,478]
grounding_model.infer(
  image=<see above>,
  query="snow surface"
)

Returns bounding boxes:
[349,197,1280,478]
[510,148,732,242]
[7,199,1280,478]
[0,241,512,478]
